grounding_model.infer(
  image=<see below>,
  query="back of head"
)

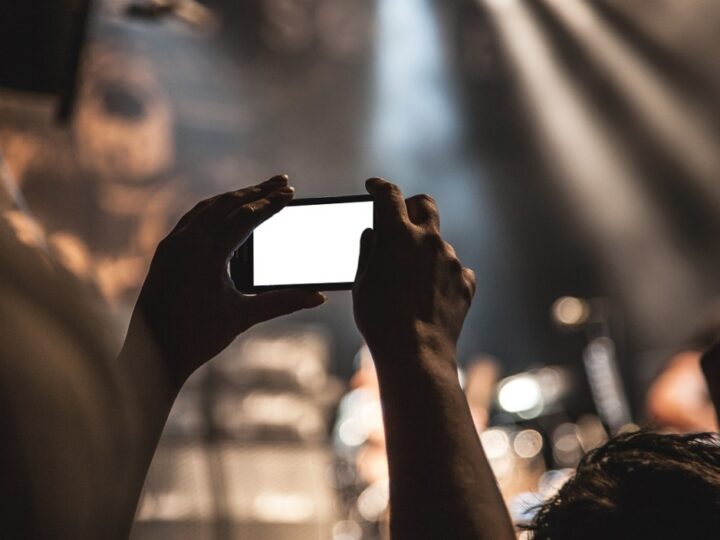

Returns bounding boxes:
[0,0,92,122]
[0,162,132,538]
[527,431,720,540]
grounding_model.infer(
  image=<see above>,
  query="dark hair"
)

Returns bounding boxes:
[526,431,720,539]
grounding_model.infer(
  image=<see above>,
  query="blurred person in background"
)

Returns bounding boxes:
[646,319,720,432]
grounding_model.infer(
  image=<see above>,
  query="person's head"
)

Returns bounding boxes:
[526,430,720,539]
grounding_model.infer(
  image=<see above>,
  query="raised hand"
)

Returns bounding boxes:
[351,178,514,540]
[352,177,476,374]
[127,175,326,385]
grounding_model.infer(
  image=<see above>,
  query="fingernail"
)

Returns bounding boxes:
[268,186,295,198]
[312,292,328,306]
[365,177,383,190]
[264,174,288,186]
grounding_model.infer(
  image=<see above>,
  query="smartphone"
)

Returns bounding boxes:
[231,194,374,292]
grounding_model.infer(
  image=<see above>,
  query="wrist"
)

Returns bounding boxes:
[368,322,460,383]
[121,313,187,395]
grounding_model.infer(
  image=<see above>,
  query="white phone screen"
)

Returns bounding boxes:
[252,200,373,286]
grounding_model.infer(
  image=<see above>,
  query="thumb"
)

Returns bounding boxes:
[243,289,327,326]
[355,228,376,281]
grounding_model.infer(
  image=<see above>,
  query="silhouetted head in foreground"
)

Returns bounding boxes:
[527,431,720,540]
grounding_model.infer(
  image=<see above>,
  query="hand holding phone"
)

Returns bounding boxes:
[352,178,477,372]
[126,176,327,385]
[232,195,374,292]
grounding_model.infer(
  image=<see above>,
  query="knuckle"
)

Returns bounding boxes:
[225,190,244,203]
[462,282,474,301]
[448,257,463,273]
[236,203,258,218]
[463,269,477,300]
[155,236,172,256]
[417,193,437,208]
[157,232,182,252]
[237,186,263,201]
[374,179,399,197]
[378,182,395,195]
[421,231,445,249]
[198,193,220,207]
[189,200,207,213]
[443,241,457,257]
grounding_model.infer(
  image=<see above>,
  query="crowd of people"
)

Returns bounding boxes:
[2,173,720,539]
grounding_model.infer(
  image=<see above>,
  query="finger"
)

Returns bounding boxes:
[366,178,409,229]
[241,289,327,326]
[207,174,289,219]
[444,241,457,259]
[168,195,220,234]
[221,186,295,251]
[169,176,289,235]
[355,228,376,280]
[463,267,477,299]
[405,194,439,231]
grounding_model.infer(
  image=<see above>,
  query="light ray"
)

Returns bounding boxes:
[543,0,720,202]
[482,0,704,337]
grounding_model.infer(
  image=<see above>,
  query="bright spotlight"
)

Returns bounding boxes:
[498,375,543,415]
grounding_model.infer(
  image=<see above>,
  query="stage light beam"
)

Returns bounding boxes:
[481,0,704,339]
[542,0,720,204]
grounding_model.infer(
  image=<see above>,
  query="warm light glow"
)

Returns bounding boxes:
[357,480,389,522]
[338,417,369,447]
[480,428,514,478]
[498,375,543,414]
[332,520,363,540]
[252,492,316,523]
[514,429,544,459]
[480,428,511,459]
[552,296,589,326]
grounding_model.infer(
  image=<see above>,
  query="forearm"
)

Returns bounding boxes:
[374,344,515,540]
[115,317,184,535]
